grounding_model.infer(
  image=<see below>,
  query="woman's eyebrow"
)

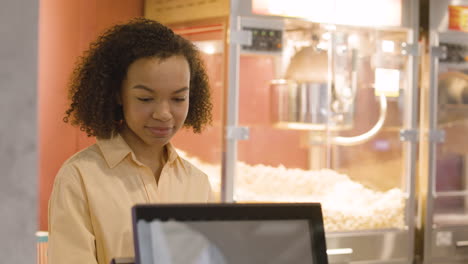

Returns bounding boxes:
[173,87,189,94]
[132,85,154,93]
[132,85,188,94]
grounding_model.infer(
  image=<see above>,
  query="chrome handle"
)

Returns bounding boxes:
[456,240,468,247]
[327,248,353,255]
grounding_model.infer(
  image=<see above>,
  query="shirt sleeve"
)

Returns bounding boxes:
[201,171,216,203]
[206,177,216,203]
[48,164,98,264]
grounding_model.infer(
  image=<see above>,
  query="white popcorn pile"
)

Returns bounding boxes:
[177,149,406,232]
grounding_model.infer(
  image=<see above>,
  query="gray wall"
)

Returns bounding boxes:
[0,0,39,263]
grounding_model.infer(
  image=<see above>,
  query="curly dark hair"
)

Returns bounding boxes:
[64,17,212,138]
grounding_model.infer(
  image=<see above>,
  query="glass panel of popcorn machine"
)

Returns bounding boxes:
[236,19,411,232]
[171,26,226,199]
[433,39,468,227]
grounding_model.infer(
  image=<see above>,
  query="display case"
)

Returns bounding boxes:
[145,0,420,263]
[420,0,468,263]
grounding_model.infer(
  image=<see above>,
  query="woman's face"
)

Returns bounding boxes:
[120,55,190,148]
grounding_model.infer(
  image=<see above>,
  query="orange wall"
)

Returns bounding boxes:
[38,0,143,230]
[37,2,309,231]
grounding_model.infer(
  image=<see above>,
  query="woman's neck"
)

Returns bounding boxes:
[119,126,167,180]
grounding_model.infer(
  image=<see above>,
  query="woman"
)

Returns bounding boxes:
[48,18,213,264]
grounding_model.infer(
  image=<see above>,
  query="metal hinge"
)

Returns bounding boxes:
[400,129,419,142]
[401,43,420,56]
[230,30,252,46]
[226,126,250,140]
[431,46,447,60]
[428,130,446,143]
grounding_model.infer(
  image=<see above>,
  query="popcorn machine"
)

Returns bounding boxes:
[145,0,420,263]
[419,0,468,263]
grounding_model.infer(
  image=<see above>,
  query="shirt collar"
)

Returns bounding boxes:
[97,134,184,170]
[166,143,189,179]
[97,134,133,168]
[165,142,180,165]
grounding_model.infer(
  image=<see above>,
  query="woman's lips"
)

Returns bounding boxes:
[146,126,172,137]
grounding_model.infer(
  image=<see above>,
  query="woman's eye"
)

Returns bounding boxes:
[172,97,187,102]
[137,97,153,102]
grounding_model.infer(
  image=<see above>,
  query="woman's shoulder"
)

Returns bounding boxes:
[62,143,103,167]
[177,157,216,202]
[178,158,215,185]
[179,157,207,176]
[55,143,104,179]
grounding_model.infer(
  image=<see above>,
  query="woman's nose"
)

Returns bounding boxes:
[152,101,172,121]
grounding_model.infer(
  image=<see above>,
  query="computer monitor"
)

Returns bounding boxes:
[132,203,328,264]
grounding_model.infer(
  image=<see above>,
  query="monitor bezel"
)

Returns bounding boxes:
[132,203,328,264]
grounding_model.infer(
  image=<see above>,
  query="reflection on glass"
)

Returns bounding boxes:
[434,196,468,226]
[138,220,314,264]
[171,27,225,198]
[171,22,411,233]
[434,41,468,227]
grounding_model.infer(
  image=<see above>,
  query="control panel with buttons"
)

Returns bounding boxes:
[241,27,283,53]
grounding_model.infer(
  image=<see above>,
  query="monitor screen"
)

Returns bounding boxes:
[133,203,328,264]
[137,219,314,264]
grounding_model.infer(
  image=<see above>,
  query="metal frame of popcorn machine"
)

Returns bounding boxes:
[419,0,468,263]
[145,0,420,263]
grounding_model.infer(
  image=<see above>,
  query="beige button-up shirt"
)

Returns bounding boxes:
[48,134,213,264]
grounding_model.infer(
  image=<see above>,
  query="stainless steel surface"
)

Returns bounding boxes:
[270,28,393,146]
[326,230,411,264]
[455,241,468,247]
[399,129,419,142]
[222,0,242,203]
[270,40,356,133]
[430,226,468,262]
[270,81,353,130]
[428,129,446,143]
[331,94,388,146]
[226,126,250,140]
[230,30,252,46]
[401,42,420,56]
[423,29,441,264]
[431,46,448,60]
[403,0,420,261]
[434,190,468,197]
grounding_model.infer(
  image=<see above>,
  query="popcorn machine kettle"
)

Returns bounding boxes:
[270,30,389,147]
